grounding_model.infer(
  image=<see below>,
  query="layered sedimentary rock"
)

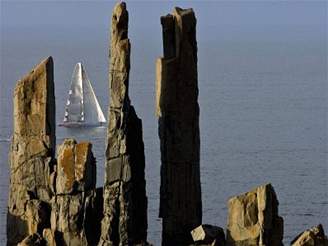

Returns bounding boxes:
[51,138,99,245]
[98,2,148,245]
[226,183,283,246]
[291,224,328,246]
[191,224,226,246]
[156,7,202,245]
[7,57,56,245]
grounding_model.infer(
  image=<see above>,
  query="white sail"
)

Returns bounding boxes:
[62,62,106,126]
[81,64,106,124]
[63,63,84,123]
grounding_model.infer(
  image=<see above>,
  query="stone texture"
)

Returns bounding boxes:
[26,200,50,235]
[291,224,328,246]
[156,7,202,246]
[7,57,55,245]
[191,224,226,246]
[17,233,45,246]
[51,138,98,245]
[42,228,56,246]
[56,139,96,194]
[6,57,103,245]
[226,183,283,246]
[98,2,148,245]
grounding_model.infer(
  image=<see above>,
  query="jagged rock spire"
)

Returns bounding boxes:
[98,2,148,245]
[156,7,202,246]
[7,57,56,245]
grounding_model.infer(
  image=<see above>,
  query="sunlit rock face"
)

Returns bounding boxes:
[156,6,202,246]
[226,183,284,246]
[50,138,99,246]
[7,57,56,245]
[6,57,101,245]
[291,224,328,246]
[55,139,96,195]
[98,2,148,245]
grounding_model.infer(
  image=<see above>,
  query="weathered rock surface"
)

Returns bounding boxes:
[55,139,96,194]
[98,2,148,245]
[18,233,45,246]
[291,224,328,246]
[191,224,226,246]
[26,199,50,235]
[156,6,202,245]
[42,228,57,246]
[51,138,98,245]
[226,183,283,246]
[7,57,55,245]
[6,57,104,246]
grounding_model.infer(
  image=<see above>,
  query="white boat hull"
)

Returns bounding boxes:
[58,121,106,128]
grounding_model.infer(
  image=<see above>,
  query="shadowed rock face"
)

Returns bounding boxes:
[156,7,202,246]
[7,57,56,245]
[191,224,226,246]
[226,183,283,246]
[98,2,148,245]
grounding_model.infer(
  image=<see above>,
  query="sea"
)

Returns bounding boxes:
[0,1,327,245]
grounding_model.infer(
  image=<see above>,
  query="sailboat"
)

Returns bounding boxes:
[59,62,106,127]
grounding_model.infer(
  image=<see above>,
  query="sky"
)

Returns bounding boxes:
[1,1,326,38]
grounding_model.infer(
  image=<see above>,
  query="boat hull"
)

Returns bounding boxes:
[58,122,106,128]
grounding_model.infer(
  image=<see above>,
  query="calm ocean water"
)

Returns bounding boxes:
[1,2,327,245]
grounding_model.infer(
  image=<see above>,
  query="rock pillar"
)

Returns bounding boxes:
[50,139,98,245]
[7,57,56,245]
[156,7,202,246]
[98,2,148,245]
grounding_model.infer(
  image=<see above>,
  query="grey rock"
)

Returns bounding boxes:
[98,2,148,245]
[226,183,283,246]
[156,6,202,246]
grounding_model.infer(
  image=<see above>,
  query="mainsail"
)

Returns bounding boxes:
[62,62,106,126]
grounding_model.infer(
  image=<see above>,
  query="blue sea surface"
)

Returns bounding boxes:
[1,1,327,245]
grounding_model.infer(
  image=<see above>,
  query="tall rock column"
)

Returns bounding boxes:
[7,57,56,245]
[99,2,148,245]
[156,7,202,246]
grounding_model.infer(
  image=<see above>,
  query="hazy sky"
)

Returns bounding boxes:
[1,1,326,39]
